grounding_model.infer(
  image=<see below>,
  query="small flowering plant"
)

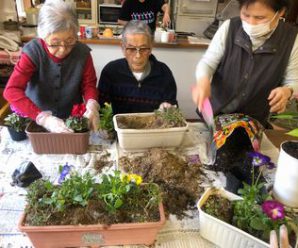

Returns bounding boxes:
[98,170,160,215]
[65,103,89,132]
[4,108,30,132]
[232,151,297,242]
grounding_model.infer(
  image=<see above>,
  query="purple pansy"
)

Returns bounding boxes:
[248,151,275,169]
[58,163,73,184]
[262,200,285,220]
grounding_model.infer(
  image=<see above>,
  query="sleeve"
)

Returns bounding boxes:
[98,64,112,107]
[162,64,178,106]
[195,19,230,81]
[3,52,42,120]
[118,0,131,21]
[81,54,98,102]
[282,34,298,98]
[158,0,166,12]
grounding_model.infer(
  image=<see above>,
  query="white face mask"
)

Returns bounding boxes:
[242,12,278,38]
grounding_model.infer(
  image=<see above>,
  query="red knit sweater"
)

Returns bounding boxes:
[4,39,98,120]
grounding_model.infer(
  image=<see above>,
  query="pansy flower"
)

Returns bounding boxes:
[71,103,86,117]
[58,163,74,184]
[248,151,275,169]
[262,200,285,220]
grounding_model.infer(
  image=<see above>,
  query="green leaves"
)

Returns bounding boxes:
[4,112,30,132]
[99,103,114,132]
[65,116,89,133]
[287,128,298,137]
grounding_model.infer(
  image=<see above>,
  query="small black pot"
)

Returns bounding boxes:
[8,127,27,141]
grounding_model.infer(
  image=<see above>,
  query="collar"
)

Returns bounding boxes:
[234,20,282,54]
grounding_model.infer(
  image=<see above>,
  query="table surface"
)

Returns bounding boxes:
[0,125,288,248]
[264,129,298,149]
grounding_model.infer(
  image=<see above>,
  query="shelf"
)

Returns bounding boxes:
[76,7,91,11]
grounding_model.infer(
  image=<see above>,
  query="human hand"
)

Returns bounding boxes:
[159,102,176,111]
[191,76,211,112]
[268,86,293,113]
[36,111,73,133]
[270,225,290,248]
[162,13,171,28]
[83,99,100,131]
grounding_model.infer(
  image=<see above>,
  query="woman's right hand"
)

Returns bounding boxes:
[191,76,211,112]
[270,225,290,248]
[36,111,73,133]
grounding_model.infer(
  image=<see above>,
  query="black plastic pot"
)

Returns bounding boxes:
[8,127,27,141]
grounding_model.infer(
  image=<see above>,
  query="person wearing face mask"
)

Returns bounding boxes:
[192,0,298,127]
[4,0,99,133]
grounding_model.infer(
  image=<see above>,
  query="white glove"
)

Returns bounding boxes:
[159,102,176,111]
[83,99,100,131]
[36,111,73,133]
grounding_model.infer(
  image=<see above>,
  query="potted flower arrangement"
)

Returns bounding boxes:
[198,152,298,248]
[113,107,188,150]
[18,169,165,248]
[26,103,90,154]
[4,111,30,141]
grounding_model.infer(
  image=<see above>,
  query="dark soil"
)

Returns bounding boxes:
[282,141,298,159]
[93,151,114,173]
[206,127,256,194]
[116,115,186,129]
[119,149,211,218]
[202,194,233,223]
[26,122,48,132]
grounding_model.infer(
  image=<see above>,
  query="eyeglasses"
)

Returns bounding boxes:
[125,47,151,55]
[45,39,77,49]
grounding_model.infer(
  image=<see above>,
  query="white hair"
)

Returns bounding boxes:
[37,0,78,39]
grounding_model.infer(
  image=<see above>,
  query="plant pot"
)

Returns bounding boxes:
[18,203,165,248]
[7,127,27,141]
[273,140,298,208]
[113,112,188,151]
[25,121,89,154]
[197,188,269,248]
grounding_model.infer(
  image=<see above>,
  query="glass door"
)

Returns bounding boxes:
[74,0,97,24]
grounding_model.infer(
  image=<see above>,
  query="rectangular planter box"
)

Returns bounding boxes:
[113,113,188,151]
[18,203,165,248]
[25,121,89,154]
[197,188,270,248]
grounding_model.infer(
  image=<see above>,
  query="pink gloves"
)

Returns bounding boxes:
[83,99,100,131]
[36,111,73,133]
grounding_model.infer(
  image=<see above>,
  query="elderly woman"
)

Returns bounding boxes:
[192,0,298,127]
[4,0,99,133]
[98,20,177,114]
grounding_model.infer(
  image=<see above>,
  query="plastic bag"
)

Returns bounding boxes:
[11,161,42,187]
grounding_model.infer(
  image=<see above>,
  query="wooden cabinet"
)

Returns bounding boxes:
[72,0,98,24]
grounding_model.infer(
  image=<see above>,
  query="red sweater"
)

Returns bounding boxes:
[4,39,98,120]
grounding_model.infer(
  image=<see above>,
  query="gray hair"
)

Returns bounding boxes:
[122,20,153,45]
[37,0,79,39]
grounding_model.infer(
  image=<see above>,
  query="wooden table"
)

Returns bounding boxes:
[264,129,298,149]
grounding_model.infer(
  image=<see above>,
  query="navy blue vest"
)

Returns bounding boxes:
[211,17,297,126]
[23,39,91,118]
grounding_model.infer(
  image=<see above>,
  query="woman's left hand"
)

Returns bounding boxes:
[268,86,293,113]
[83,99,100,131]
[162,13,171,28]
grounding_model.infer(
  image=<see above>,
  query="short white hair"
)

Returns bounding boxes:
[37,0,78,39]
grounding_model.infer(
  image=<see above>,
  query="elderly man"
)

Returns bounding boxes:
[98,20,178,115]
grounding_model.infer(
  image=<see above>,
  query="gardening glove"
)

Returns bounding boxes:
[36,111,73,133]
[83,99,100,131]
[158,102,177,111]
